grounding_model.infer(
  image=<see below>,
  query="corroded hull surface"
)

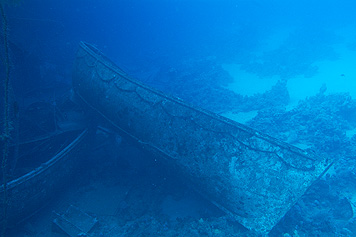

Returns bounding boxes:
[73,42,332,234]
[0,129,89,227]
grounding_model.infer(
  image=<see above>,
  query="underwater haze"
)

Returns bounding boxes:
[2,0,356,236]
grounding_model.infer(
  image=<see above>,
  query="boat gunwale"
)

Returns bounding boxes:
[78,41,315,160]
[0,129,88,191]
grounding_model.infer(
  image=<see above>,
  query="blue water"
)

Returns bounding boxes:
[2,0,356,236]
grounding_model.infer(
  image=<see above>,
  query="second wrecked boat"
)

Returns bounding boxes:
[72,42,332,234]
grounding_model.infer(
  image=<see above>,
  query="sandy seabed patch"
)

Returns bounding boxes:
[223,44,356,110]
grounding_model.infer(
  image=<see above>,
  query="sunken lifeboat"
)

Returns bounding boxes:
[72,42,332,234]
